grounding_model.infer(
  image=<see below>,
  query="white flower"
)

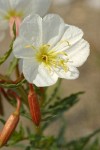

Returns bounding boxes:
[0,0,51,40]
[13,14,90,87]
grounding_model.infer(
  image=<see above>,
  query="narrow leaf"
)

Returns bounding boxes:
[0,39,15,65]
[0,79,25,88]
[6,57,18,76]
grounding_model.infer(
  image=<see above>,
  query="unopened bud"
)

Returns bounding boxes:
[0,110,19,147]
[28,84,41,126]
[0,90,21,147]
[9,17,21,38]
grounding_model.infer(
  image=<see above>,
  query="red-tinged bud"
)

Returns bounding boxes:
[9,16,21,38]
[0,90,21,147]
[0,110,19,147]
[28,84,41,126]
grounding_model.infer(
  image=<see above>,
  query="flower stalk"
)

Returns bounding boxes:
[0,89,4,116]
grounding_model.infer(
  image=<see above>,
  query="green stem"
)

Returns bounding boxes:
[16,86,28,106]
[35,125,42,135]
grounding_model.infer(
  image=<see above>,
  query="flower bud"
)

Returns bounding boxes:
[9,16,21,38]
[0,110,19,147]
[28,84,41,126]
[0,90,21,147]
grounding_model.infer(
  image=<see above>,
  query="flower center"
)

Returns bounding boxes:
[25,40,70,72]
[36,45,69,72]
[42,55,48,62]
[4,10,23,20]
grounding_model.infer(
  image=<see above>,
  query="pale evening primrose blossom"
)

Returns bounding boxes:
[13,14,90,87]
[0,0,51,40]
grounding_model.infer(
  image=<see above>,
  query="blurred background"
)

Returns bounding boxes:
[0,0,100,149]
[50,0,100,141]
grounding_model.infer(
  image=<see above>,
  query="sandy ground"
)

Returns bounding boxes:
[0,0,100,149]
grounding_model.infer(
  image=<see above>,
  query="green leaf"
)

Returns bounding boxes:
[25,146,32,150]
[8,124,25,145]
[42,92,84,121]
[88,139,100,150]
[0,38,15,65]
[0,118,6,124]
[6,57,18,76]
[42,92,84,130]
[66,128,100,150]
[44,79,62,106]
[0,78,25,88]
[28,135,55,149]
[57,119,67,146]
[13,22,16,38]
[20,112,32,121]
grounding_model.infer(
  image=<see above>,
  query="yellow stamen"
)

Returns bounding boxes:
[25,45,37,51]
[36,44,69,72]
[25,41,69,72]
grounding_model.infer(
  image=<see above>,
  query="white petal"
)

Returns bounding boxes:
[0,30,5,41]
[33,64,58,87]
[50,25,84,53]
[0,0,11,12]
[0,19,8,30]
[42,14,66,47]
[18,59,23,73]
[0,0,51,18]
[23,59,58,87]
[19,14,42,47]
[61,25,84,46]
[13,37,35,58]
[8,0,31,11]
[65,66,79,79]
[67,39,90,67]
[54,65,79,79]
[24,0,52,17]
[23,59,39,84]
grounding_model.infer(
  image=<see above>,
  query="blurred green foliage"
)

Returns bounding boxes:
[0,81,100,150]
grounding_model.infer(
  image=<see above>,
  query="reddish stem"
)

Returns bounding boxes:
[29,84,34,93]
[0,73,24,85]
[7,90,21,112]
[39,87,44,94]
[0,88,9,99]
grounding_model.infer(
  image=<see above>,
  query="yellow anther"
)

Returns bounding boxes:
[25,45,37,50]
[60,40,71,46]
[25,45,31,48]
[25,43,69,73]
[42,55,48,63]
